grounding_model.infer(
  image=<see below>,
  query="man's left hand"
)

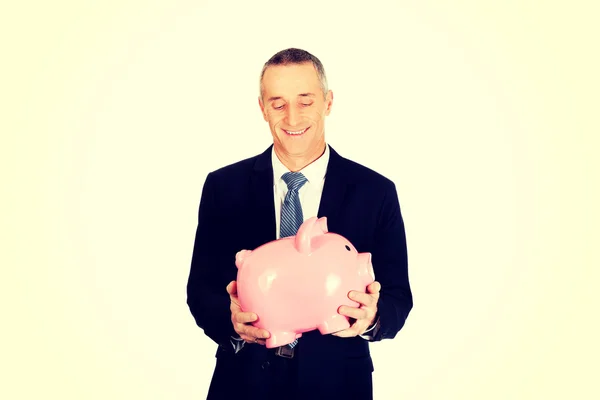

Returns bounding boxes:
[332,281,381,338]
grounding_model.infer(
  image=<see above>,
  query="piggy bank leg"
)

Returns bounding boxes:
[265,332,298,348]
[317,314,351,334]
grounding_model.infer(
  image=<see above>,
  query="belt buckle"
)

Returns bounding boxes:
[275,345,294,358]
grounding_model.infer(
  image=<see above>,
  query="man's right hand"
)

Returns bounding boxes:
[226,280,270,345]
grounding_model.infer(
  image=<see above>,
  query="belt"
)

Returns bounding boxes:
[274,345,295,358]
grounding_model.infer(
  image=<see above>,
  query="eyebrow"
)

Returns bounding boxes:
[267,93,316,102]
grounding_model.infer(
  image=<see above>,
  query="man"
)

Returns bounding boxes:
[186,48,412,400]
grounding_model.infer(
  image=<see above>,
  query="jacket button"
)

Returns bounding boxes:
[262,361,270,369]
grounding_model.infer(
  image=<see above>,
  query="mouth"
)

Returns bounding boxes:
[283,127,309,136]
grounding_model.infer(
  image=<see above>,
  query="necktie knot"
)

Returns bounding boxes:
[281,172,307,192]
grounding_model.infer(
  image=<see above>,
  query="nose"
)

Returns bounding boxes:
[285,105,300,127]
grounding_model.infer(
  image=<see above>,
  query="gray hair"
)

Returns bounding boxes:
[259,48,328,100]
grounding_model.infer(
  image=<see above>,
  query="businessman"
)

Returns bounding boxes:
[186,48,412,400]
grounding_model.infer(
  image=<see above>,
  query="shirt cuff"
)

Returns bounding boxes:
[230,336,245,353]
[359,315,380,340]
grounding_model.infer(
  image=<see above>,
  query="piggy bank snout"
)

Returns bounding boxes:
[357,252,374,282]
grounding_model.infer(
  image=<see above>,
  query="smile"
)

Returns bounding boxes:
[284,127,309,136]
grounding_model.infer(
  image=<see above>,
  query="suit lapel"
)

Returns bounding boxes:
[249,145,277,247]
[317,146,350,227]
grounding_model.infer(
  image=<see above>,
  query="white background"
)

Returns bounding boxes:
[2,1,598,399]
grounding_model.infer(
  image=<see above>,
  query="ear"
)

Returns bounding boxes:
[258,96,268,122]
[235,249,252,269]
[295,216,328,254]
[324,90,333,116]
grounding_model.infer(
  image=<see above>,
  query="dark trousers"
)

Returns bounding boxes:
[262,350,299,400]
[206,346,300,400]
[206,343,373,400]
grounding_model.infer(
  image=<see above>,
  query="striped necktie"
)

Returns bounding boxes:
[280,172,308,238]
[279,171,308,349]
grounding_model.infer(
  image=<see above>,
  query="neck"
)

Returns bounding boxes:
[275,141,326,172]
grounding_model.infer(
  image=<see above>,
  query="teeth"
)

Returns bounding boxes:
[286,128,307,135]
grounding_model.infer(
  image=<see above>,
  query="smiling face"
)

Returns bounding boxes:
[258,62,333,171]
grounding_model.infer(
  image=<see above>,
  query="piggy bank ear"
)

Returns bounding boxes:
[235,249,251,268]
[295,216,328,254]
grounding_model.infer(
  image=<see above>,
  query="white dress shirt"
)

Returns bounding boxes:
[272,144,329,239]
[231,143,377,352]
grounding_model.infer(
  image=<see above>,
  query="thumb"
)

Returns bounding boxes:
[369,281,381,294]
[226,280,237,296]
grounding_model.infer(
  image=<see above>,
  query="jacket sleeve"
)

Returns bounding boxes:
[368,181,413,342]
[186,172,239,349]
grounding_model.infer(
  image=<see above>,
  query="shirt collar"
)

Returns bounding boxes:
[272,144,330,186]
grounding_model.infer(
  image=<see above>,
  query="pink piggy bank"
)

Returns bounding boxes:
[235,216,375,348]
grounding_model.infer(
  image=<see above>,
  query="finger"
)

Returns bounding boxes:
[238,326,270,341]
[234,311,258,324]
[243,337,266,345]
[332,318,370,337]
[230,301,241,313]
[230,301,244,317]
[226,280,237,296]
[240,334,262,343]
[348,291,377,307]
[367,281,381,294]
[332,323,362,337]
[239,330,269,342]
[237,324,270,339]
[332,329,355,338]
[338,305,369,321]
[239,333,254,342]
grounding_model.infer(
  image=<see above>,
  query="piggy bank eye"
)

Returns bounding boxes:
[345,245,351,251]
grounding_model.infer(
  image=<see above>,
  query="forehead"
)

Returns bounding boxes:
[262,62,321,99]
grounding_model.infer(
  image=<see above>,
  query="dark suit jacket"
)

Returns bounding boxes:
[186,144,412,399]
